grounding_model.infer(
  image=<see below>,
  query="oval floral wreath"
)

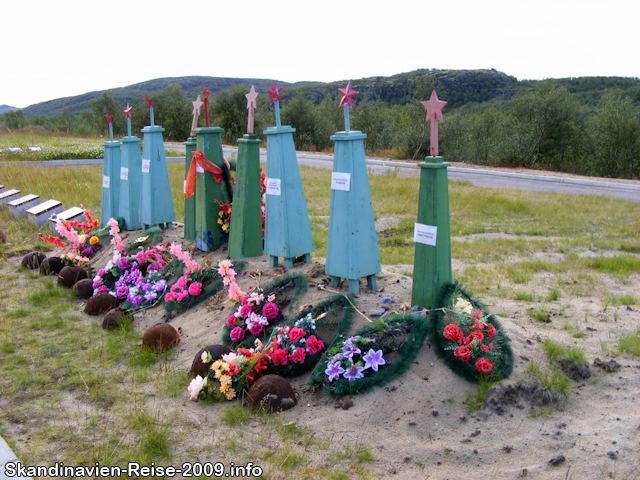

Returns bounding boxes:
[430,283,514,383]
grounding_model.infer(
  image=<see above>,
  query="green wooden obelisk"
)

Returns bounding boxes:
[140,95,175,230]
[325,82,380,294]
[100,110,121,228]
[263,82,314,268]
[411,91,452,309]
[118,104,141,230]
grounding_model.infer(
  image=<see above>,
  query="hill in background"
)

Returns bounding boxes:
[0,105,17,114]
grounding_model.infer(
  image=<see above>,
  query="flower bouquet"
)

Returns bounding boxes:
[308,313,428,396]
[38,207,110,266]
[187,348,270,402]
[430,282,514,383]
[221,273,308,349]
[263,293,356,378]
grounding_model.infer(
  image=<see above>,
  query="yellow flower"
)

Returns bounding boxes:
[217,219,224,225]
[219,374,231,386]
[219,211,224,217]
[225,388,236,400]
[222,224,229,233]
[89,236,99,245]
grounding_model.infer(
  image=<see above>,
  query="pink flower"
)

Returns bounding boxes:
[239,304,254,318]
[116,286,129,299]
[228,282,246,302]
[227,315,239,329]
[92,277,103,289]
[188,282,202,296]
[230,327,245,342]
[164,292,176,302]
[267,294,276,302]
[305,335,325,355]
[271,348,289,366]
[288,327,306,343]
[249,323,264,336]
[176,291,189,302]
[94,286,109,295]
[227,364,239,376]
[262,302,279,320]
[187,375,207,401]
[289,347,306,364]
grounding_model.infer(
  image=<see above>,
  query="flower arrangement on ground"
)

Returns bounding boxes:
[324,336,386,383]
[38,207,101,266]
[187,347,270,401]
[308,313,428,396]
[226,291,280,344]
[430,282,514,383]
[268,312,325,367]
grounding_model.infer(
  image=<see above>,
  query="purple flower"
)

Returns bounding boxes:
[117,258,131,270]
[362,349,386,372]
[147,264,158,272]
[116,286,129,299]
[154,280,166,292]
[131,295,143,307]
[144,291,158,303]
[81,248,93,257]
[342,345,361,360]
[325,361,345,382]
[140,282,152,292]
[343,364,365,382]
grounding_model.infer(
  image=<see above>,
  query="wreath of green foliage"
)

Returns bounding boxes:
[429,282,514,383]
[307,313,428,396]
[221,273,308,348]
[268,293,356,378]
[162,260,246,313]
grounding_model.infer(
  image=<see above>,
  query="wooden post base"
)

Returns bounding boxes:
[330,274,377,294]
[270,253,312,269]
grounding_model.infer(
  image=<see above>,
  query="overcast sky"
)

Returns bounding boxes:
[1,0,636,109]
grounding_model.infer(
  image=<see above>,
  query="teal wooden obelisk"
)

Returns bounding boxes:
[118,104,141,230]
[100,110,121,227]
[140,95,175,230]
[263,82,314,268]
[194,126,227,251]
[325,82,380,294]
[183,95,202,241]
[411,91,452,309]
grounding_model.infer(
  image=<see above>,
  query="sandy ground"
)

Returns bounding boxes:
[24,221,634,480]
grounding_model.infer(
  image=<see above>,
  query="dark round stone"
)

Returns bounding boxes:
[22,251,46,269]
[39,257,64,275]
[58,265,88,288]
[246,374,297,412]
[142,323,180,353]
[190,344,232,377]
[84,292,119,315]
[102,308,133,331]
[72,278,94,299]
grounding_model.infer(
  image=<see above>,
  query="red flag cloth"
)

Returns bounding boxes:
[185,150,230,198]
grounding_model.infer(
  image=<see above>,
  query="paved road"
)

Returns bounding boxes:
[4,150,640,203]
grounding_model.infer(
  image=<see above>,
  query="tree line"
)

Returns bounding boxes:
[2,82,639,179]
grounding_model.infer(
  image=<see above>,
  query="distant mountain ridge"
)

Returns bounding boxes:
[15,70,640,118]
[0,105,17,114]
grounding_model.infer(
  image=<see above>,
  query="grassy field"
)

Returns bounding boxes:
[1,139,640,478]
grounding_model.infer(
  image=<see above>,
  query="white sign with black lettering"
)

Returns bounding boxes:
[266,178,281,196]
[120,167,129,181]
[102,175,110,188]
[141,159,150,173]
[331,172,351,191]
[414,223,438,246]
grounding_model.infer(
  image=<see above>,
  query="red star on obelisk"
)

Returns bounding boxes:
[421,90,447,156]
[245,85,259,134]
[104,109,113,125]
[202,86,210,128]
[338,80,358,107]
[190,95,203,134]
[144,94,153,108]
[124,103,132,120]
[266,81,282,105]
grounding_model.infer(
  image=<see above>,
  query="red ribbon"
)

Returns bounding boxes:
[185,150,230,198]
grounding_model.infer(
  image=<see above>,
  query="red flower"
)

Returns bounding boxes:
[443,324,463,343]
[469,329,484,344]
[288,327,306,343]
[454,346,471,363]
[271,348,289,366]
[289,347,306,364]
[227,364,239,376]
[305,335,325,355]
[480,344,490,353]
[472,309,483,319]
[474,357,493,375]
[487,324,496,339]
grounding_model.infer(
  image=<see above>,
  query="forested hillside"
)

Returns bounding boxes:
[2,69,640,179]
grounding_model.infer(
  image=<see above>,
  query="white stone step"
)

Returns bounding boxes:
[26,199,62,227]
[8,194,40,218]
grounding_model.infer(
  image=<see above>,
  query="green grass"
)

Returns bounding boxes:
[605,294,639,306]
[619,330,640,357]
